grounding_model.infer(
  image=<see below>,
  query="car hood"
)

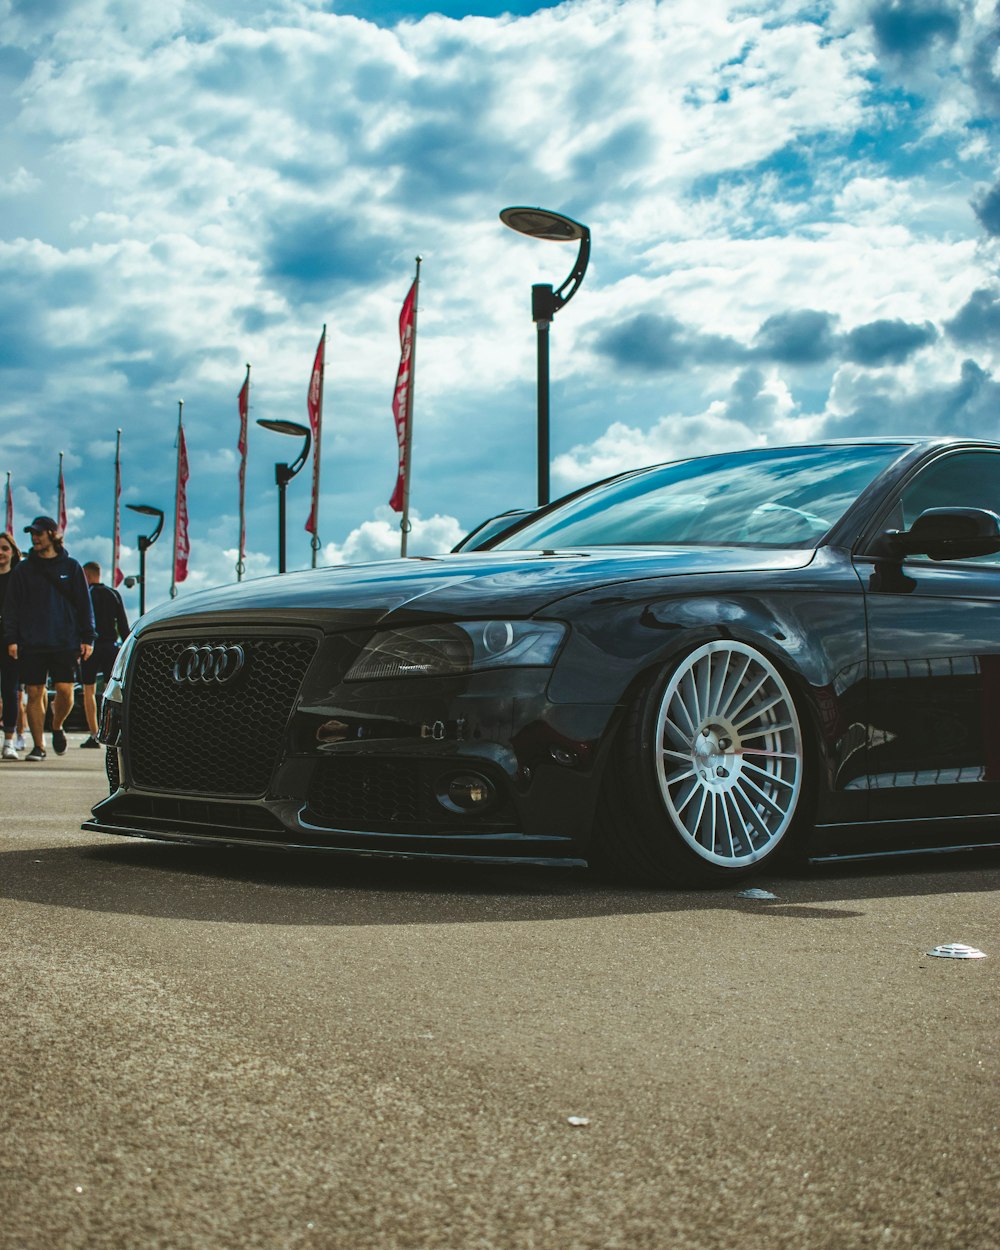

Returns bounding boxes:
[137,546,816,634]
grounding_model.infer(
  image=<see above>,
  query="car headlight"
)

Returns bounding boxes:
[345,620,566,681]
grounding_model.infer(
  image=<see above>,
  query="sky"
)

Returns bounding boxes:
[0,0,998,616]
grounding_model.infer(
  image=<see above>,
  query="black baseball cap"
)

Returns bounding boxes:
[24,515,59,534]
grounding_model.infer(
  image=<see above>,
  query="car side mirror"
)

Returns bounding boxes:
[876,506,1000,562]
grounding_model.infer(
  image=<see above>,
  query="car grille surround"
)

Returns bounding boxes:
[125,634,317,797]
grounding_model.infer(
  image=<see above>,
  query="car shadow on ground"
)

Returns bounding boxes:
[0,837,997,926]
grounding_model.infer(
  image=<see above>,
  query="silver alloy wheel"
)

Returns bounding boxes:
[654,641,803,867]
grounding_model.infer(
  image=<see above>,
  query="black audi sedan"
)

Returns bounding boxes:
[84,437,1000,885]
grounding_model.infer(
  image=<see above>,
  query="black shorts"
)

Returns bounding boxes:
[19,649,79,687]
[80,643,119,685]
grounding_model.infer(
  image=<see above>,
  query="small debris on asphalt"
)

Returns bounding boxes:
[566,1116,590,1127]
[737,888,778,900]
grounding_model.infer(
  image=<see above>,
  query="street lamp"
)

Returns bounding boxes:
[256,418,311,574]
[125,504,164,616]
[499,206,591,507]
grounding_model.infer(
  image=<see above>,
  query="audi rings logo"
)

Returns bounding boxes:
[172,644,246,686]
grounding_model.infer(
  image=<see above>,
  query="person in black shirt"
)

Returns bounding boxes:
[4,517,95,761]
[80,561,130,748]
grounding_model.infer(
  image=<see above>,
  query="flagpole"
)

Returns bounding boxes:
[399,256,421,558]
[170,400,183,599]
[112,429,122,586]
[311,327,326,569]
[238,364,250,582]
[4,472,12,535]
[57,451,66,534]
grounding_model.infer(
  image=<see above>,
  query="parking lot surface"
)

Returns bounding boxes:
[1,739,997,1250]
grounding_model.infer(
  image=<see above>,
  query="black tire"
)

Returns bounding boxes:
[596,641,809,887]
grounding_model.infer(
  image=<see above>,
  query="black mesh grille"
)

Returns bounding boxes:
[305,757,517,834]
[126,635,317,796]
[105,746,120,793]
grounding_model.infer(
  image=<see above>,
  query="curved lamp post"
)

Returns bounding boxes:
[125,503,164,616]
[256,418,311,574]
[499,206,590,507]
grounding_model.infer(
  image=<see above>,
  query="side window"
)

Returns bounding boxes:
[899,451,1000,566]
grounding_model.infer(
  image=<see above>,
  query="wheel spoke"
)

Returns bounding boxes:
[696,655,711,725]
[740,722,795,742]
[743,760,796,788]
[726,671,768,724]
[734,692,786,729]
[673,775,700,815]
[733,787,772,840]
[725,790,755,853]
[740,774,786,820]
[720,793,737,858]
[707,792,719,856]
[689,788,709,845]
[670,691,698,740]
[718,654,752,719]
[679,668,701,730]
[708,649,732,718]
[664,716,692,751]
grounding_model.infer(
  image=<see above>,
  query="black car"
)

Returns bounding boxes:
[84,438,1000,885]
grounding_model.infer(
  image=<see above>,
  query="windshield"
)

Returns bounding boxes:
[493,443,907,550]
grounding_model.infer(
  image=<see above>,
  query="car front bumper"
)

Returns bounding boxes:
[83,626,616,866]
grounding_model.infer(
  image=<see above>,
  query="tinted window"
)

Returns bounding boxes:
[899,451,1000,567]
[494,444,906,550]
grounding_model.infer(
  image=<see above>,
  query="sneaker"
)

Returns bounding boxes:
[25,746,46,762]
[2,742,18,761]
[80,735,101,749]
[13,734,25,751]
[51,728,67,755]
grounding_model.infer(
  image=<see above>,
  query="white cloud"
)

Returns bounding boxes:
[552,367,793,489]
[0,165,41,196]
[323,507,464,564]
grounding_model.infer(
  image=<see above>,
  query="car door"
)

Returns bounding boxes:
[855,448,1000,824]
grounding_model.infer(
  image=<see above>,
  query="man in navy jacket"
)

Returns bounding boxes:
[3,516,95,761]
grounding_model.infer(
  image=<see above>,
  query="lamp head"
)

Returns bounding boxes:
[256,418,310,438]
[500,206,588,242]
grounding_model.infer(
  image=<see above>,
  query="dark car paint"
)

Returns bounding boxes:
[85,437,1000,869]
[136,545,819,631]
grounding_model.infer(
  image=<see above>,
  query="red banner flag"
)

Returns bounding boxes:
[112,432,123,587]
[4,473,12,536]
[304,328,325,536]
[173,423,190,584]
[237,369,249,574]
[389,280,417,512]
[57,454,68,533]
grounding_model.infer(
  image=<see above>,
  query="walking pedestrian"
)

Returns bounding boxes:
[79,561,129,748]
[0,531,22,759]
[2,517,95,761]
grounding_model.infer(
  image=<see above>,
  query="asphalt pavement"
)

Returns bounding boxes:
[1,738,997,1250]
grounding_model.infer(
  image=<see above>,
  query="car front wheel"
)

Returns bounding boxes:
[598,641,808,886]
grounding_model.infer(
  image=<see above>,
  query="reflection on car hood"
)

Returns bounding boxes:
[137,546,816,633]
